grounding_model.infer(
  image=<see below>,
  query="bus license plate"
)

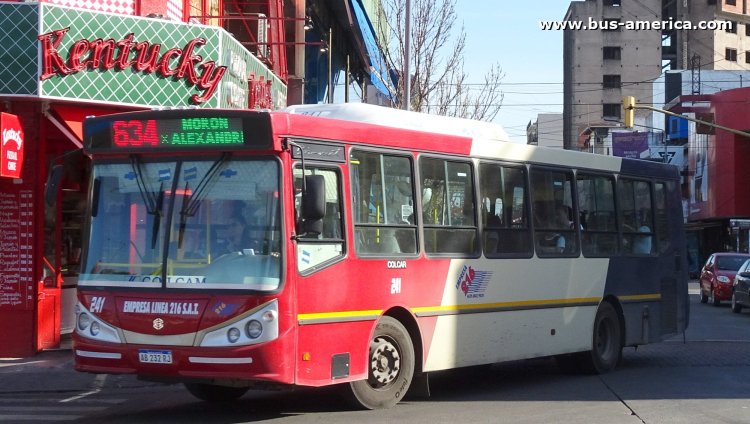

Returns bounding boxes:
[138,349,173,364]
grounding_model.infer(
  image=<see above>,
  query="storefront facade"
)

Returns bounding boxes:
[680,87,750,275]
[0,1,286,357]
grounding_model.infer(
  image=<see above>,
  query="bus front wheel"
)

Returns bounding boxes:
[184,383,249,402]
[349,316,415,410]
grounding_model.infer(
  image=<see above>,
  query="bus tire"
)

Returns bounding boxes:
[349,316,415,410]
[583,302,622,374]
[183,383,249,402]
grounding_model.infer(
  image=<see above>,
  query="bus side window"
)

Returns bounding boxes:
[293,166,345,273]
[577,173,618,257]
[350,150,417,256]
[654,182,671,253]
[479,162,532,257]
[420,157,478,256]
[530,167,578,257]
[618,178,654,255]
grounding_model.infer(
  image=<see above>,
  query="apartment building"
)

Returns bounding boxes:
[675,0,750,71]
[563,0,663,150]
[563,0,750,151]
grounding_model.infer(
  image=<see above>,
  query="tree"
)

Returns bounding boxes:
[375,0,504,121]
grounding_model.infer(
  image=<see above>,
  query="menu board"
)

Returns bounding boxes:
[0,189,33,310]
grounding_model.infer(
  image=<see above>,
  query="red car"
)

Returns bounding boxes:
[699,252,750,305]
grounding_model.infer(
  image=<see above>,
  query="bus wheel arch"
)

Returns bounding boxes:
[348,311,418,409]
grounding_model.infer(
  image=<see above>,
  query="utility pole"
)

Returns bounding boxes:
[403,0,411,111]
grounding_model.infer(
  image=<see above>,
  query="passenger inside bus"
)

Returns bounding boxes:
[216,214,258,255]
[633,209,653,254]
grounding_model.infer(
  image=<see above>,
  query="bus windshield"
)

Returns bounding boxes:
[79,157,282,291]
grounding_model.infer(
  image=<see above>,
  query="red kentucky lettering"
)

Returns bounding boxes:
[38,27,73,80]
[36,29,230,104]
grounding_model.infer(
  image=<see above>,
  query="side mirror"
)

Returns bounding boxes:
[44,164,64,207]
[300,175,325,236]
[740,271,750,279]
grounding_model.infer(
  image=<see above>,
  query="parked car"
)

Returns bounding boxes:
[731,258,750,313]
[699,252,750,306]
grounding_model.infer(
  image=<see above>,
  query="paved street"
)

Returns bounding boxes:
[2,283,750,423]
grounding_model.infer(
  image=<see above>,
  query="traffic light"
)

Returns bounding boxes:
[622,96,635,128]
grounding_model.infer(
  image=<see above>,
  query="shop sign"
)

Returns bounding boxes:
[37,27,227,104]
[1,113,24,178]
[248,73,273,109]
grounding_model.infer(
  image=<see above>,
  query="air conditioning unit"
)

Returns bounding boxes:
[257,14,268,58]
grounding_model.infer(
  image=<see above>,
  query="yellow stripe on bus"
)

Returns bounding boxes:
[411,297,601,315]
[297,309,383,324]
[296,293,662,324]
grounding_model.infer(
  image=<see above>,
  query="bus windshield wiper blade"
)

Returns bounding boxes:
[151,182,164,249]
[176,154,230,249]
[130,156,165,249]
[130,155,158,215]
[181,153,231,218]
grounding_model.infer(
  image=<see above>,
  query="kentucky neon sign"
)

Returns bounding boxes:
[37,28,227,104]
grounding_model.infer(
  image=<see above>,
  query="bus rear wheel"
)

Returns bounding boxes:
[559,302,623,374]
[349,316,415,410]
[184,383,249,402]
[586,302,622,373]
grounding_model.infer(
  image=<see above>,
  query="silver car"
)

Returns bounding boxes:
[731,259,750,313]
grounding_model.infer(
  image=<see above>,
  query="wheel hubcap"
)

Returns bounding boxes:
[369,336,401,388]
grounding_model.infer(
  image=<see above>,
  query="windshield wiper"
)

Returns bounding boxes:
[177,153,231,248]
[130,155,165,249]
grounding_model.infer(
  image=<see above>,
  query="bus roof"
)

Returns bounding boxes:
[283,103,511,142]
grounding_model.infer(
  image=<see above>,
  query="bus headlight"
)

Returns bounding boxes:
[74,302,122,344]
[245,320,262,339]
[199,300,278,347]
[227,327,241,343]
[77,313,92,331]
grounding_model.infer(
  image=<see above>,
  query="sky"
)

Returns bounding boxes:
[454,1,574,143]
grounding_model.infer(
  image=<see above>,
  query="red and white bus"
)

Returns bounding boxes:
[69,104,688,409]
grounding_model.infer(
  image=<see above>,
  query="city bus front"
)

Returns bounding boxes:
[72,110,295,398]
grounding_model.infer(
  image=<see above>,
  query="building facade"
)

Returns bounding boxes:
[675,0,750,71]
[563,0,663,150]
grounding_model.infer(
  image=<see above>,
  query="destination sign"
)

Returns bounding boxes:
[111,117,245,148]
[84,110,274,152]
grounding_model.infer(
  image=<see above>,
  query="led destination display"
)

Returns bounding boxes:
[112,117,245,148]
